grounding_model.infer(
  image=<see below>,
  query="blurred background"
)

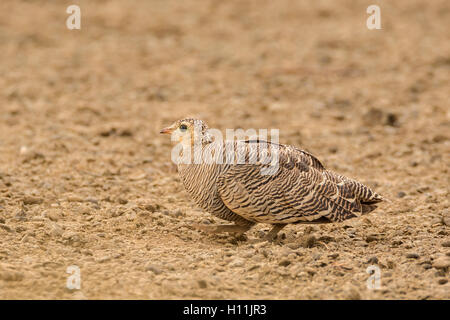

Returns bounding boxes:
[0,0,448,299]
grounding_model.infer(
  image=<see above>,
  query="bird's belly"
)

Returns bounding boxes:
[178,164,224,212]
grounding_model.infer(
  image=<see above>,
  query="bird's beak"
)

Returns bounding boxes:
[160,127,173,134]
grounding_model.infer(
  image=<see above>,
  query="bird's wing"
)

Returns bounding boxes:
[217,141,382,224]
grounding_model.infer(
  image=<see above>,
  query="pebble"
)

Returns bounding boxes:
[305,267,316,276]
[0,224,12,232]
[21,233,30,243]
[96,256,111,263]
[44,209,60,222]
[145,264,163,275]
[51,224,64,237]
[386,260,396,269]
[423,263,432,270]
[443,216,450,227]
[256,230,266,238]
[362,108,383,126]
[432,257,449,269]
[197,280,207,288]
[437,278,448,285]
[144,204,159,213]
[397,191,407,198]
[287,242,301,250]
[260,249,270,258]
[442,241,450,248]
[22,196,43,205]
[247,264,260,271]
[302,235,316,248]
[0,271,24,281]
[229,258,245,268]
[367,256,379,264]
[278,259,291,267]
[365,234,380,243]
[406,253,420,259]
[171,209,184,218]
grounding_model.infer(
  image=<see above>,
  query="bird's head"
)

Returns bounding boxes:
[160,118,211,146]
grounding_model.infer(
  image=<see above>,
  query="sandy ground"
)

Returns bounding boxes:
[0,0,449,299]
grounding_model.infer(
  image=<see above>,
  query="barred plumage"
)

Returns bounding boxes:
[161,118,383,240]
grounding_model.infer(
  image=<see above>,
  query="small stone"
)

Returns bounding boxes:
[129,173,147,181]
[367,256,379,264]
[260,249,270,258]
[15,209,27,221]
[197,280,207,288]
[397,191,406,198]
[305,267,316,276]
[22,196,43,205]
[328,253,339,259]
[385,113,399,127]
[362,108,383,126]
[406,253,419,259]
[51,224,64,237]
[355,241,368,247]
[21,233,30,243]
[247,264,260,271]
[144,204,158,212]
[302,235,316,248]
[145,264,163,275]
[229,258,245,268]
[96,256,111,263]
[386,260,395,269]
[257,230,266,239]
[443,216,450,227]
[117,198,128,205]
[44,209,60,222]
[437,278,448,285]
[0,271,24,281]
[287,242,302,250]
[432,257,450,269]
[423,263,432,270]
[435,270,446,277]
[0,224,12,232]
[171,209,184,218]
[442,241,450,248]
[365,234,379,243]
[279,259,291,267]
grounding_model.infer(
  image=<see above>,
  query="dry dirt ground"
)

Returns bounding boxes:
[0,0,449,300]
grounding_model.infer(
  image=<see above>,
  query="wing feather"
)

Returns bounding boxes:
[217,141,380,224]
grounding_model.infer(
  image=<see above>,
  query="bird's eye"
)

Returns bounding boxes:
[179,124,188,131]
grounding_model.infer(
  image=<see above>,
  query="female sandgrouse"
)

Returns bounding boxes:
[160,118,383,241]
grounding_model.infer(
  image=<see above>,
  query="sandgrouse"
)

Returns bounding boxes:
[160,118,383,241]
